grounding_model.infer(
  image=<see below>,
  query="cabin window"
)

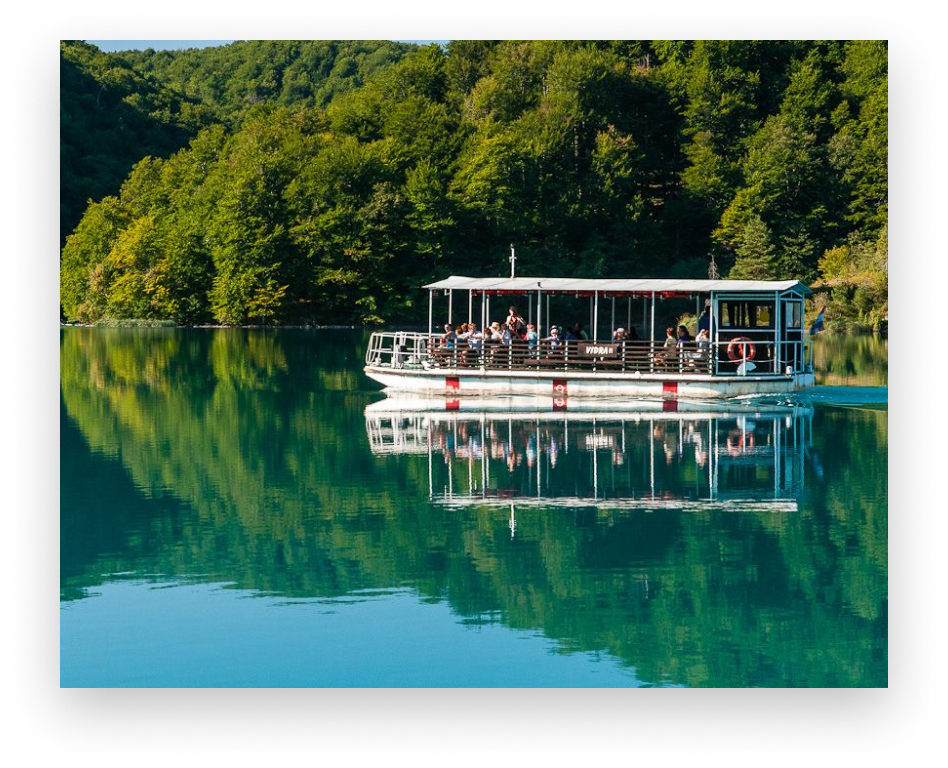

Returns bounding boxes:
[718,300,776,329]
[784,301,803,329]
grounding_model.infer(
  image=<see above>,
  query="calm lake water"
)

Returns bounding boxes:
[60,329,887,687]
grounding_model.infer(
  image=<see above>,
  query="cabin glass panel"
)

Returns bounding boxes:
[712,294,779,375]
[718,300,776,330]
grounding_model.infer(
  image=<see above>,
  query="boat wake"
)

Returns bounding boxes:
[727,385,887,409]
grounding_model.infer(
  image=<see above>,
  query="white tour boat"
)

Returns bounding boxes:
[364,273,815,400]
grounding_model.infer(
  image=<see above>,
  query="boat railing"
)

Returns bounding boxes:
[366,332,811,376]
[365,331,433,369]
[367,332,730,375]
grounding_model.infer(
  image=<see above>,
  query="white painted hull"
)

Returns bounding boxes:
[364,365,815,400]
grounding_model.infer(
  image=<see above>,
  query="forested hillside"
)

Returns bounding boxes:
[60,41,215,243]
[120,40,413,122]
[61,40,888,328]
[60,40,411,245]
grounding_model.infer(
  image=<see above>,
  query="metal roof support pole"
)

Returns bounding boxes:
[547,293,550,334]
[481,291,486,343]
[710,292,717,375]
[537,288,542,338]
[428,289,433,340]
[468,290,472,325]
[593,292,599,341]
[650,292,656,341]
[528,293,533,326]
[611,296,615,337]
[627,296,632,335]
[448,289,453,326]
[775,291,782,372]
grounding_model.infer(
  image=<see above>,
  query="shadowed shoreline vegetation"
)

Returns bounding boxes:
[61,40,887,329]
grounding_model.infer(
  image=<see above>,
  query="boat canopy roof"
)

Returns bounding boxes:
[424,275,811,295]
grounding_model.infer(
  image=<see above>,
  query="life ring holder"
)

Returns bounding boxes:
[727,336,756,362]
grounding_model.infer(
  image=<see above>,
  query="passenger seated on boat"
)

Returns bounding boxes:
[483,322,504,363]
[465,323,483,349]
[525,324,538,350]
[457,323,482,366]
[441,324,456,349]
[502,320,515,345]
[653,327,677,370]
[573,323,589,341]
[543,326,564,355]
[676,325,692,349]
[432,324,458,366]
[688,328,710,368]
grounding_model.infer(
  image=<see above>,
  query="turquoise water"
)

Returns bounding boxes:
[60,329,887,687]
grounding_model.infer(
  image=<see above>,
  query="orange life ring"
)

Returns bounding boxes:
[727,337,756,361]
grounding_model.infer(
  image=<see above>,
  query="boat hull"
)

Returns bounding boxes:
[364,366,815,399]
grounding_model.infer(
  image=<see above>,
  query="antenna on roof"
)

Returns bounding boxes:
[509,244,516,279]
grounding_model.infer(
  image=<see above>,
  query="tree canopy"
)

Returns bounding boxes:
[61,40,888,327]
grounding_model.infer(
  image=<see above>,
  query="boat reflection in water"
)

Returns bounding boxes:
[365,396,812,523]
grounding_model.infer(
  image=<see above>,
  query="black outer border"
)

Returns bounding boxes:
[6,6,944,761]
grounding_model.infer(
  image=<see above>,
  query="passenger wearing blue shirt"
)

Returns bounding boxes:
[442,323,456,349]
[544,326,563,351]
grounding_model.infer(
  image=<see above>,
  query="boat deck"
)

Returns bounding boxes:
[366,332,810,378]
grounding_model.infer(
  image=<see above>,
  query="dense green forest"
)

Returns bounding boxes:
[60,41,215,244]
[60,40,411,245]
[60,40,887,328]
[119,40,414,123]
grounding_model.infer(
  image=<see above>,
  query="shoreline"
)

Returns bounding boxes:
[59,321,888,337]
[60,322,386,330]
